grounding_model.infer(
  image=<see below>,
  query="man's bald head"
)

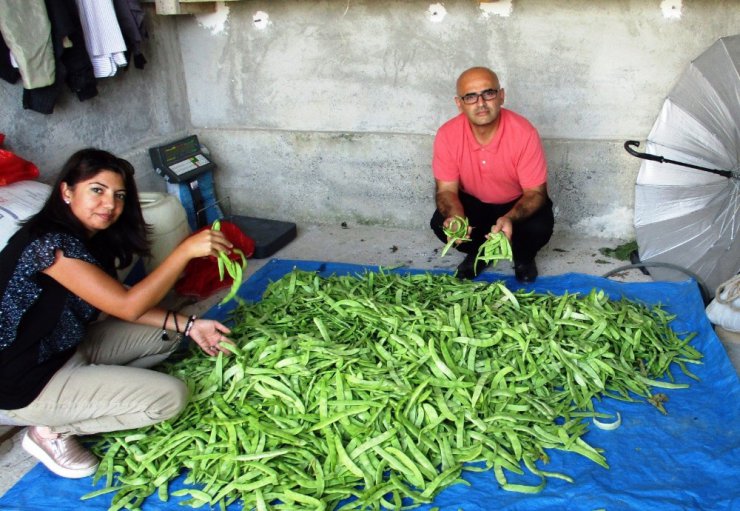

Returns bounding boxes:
[456,67,500,96]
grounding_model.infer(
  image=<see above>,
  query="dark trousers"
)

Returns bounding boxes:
[430,191,554,263]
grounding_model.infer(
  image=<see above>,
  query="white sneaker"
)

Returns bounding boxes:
[21,426,99,479]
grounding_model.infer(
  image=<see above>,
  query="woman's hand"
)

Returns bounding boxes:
[188,318,234,356]
[181,229,233,260]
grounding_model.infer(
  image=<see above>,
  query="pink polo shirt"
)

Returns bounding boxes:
[432,109,547,204]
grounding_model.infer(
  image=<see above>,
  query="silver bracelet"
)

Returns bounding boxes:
[184,315,197,337]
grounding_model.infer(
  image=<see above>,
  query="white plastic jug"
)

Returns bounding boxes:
[139,192,191,274]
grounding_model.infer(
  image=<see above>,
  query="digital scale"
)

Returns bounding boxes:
[149,135,216,183]
[149,135,296,258]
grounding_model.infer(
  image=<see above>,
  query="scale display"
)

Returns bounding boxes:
[149,135,216,183]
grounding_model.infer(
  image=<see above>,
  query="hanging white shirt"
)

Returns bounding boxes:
[75,0,128,78]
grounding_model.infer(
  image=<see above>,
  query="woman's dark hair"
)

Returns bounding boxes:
[26,148,151,271]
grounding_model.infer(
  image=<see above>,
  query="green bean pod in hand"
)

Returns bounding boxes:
[475,230,513,268]
[211,220,248,305]
[440,215,471,257]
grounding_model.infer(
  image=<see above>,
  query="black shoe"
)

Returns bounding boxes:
[456,253,490,280]
[514,260,538,283]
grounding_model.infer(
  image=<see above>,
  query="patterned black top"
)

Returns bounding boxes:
[0,226,104,409]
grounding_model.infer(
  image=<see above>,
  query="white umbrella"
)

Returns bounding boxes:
[626,34,739,298]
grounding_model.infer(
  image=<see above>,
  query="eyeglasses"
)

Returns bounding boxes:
[459,88,500,104]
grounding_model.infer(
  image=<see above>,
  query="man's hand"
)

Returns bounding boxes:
[444,215,473,243]
[490,185,548,241]
[436,180,471,243]
[491,216,513,241]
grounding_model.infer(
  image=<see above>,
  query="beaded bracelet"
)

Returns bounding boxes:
[184,315,197,338]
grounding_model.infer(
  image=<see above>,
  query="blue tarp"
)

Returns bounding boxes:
[2,259,739,511]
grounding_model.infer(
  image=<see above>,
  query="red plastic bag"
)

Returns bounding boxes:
[175,220,255,299]
[0,134,40,186]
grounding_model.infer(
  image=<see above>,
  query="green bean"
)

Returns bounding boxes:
[440,215,471,257]
[85,269,701,510]
[211,220,248,305]
[474,231,513,269]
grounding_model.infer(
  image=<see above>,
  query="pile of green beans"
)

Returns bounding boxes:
[474,232,513,269]
[440,216,471,257]
[85,270,701,510]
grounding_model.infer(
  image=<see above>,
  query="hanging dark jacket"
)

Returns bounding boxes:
[0,35,20,84]
[23,0,98,114]
[113,0,148,69]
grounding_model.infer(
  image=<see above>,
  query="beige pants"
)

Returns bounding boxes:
[2,318,188,436]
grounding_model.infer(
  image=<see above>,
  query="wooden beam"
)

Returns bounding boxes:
[151,0,218,15]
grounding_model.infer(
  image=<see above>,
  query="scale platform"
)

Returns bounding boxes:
[226,215,296,259]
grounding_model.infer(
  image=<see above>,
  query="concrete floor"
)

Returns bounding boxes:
[0,223,653,498]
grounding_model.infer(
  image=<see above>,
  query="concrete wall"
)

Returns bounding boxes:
[2,1,738,239]
[0,14,188,191]
[182,0,738,238]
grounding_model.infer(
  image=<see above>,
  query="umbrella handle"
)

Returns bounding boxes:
[624,140,665,162]
[624,140,733,178]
